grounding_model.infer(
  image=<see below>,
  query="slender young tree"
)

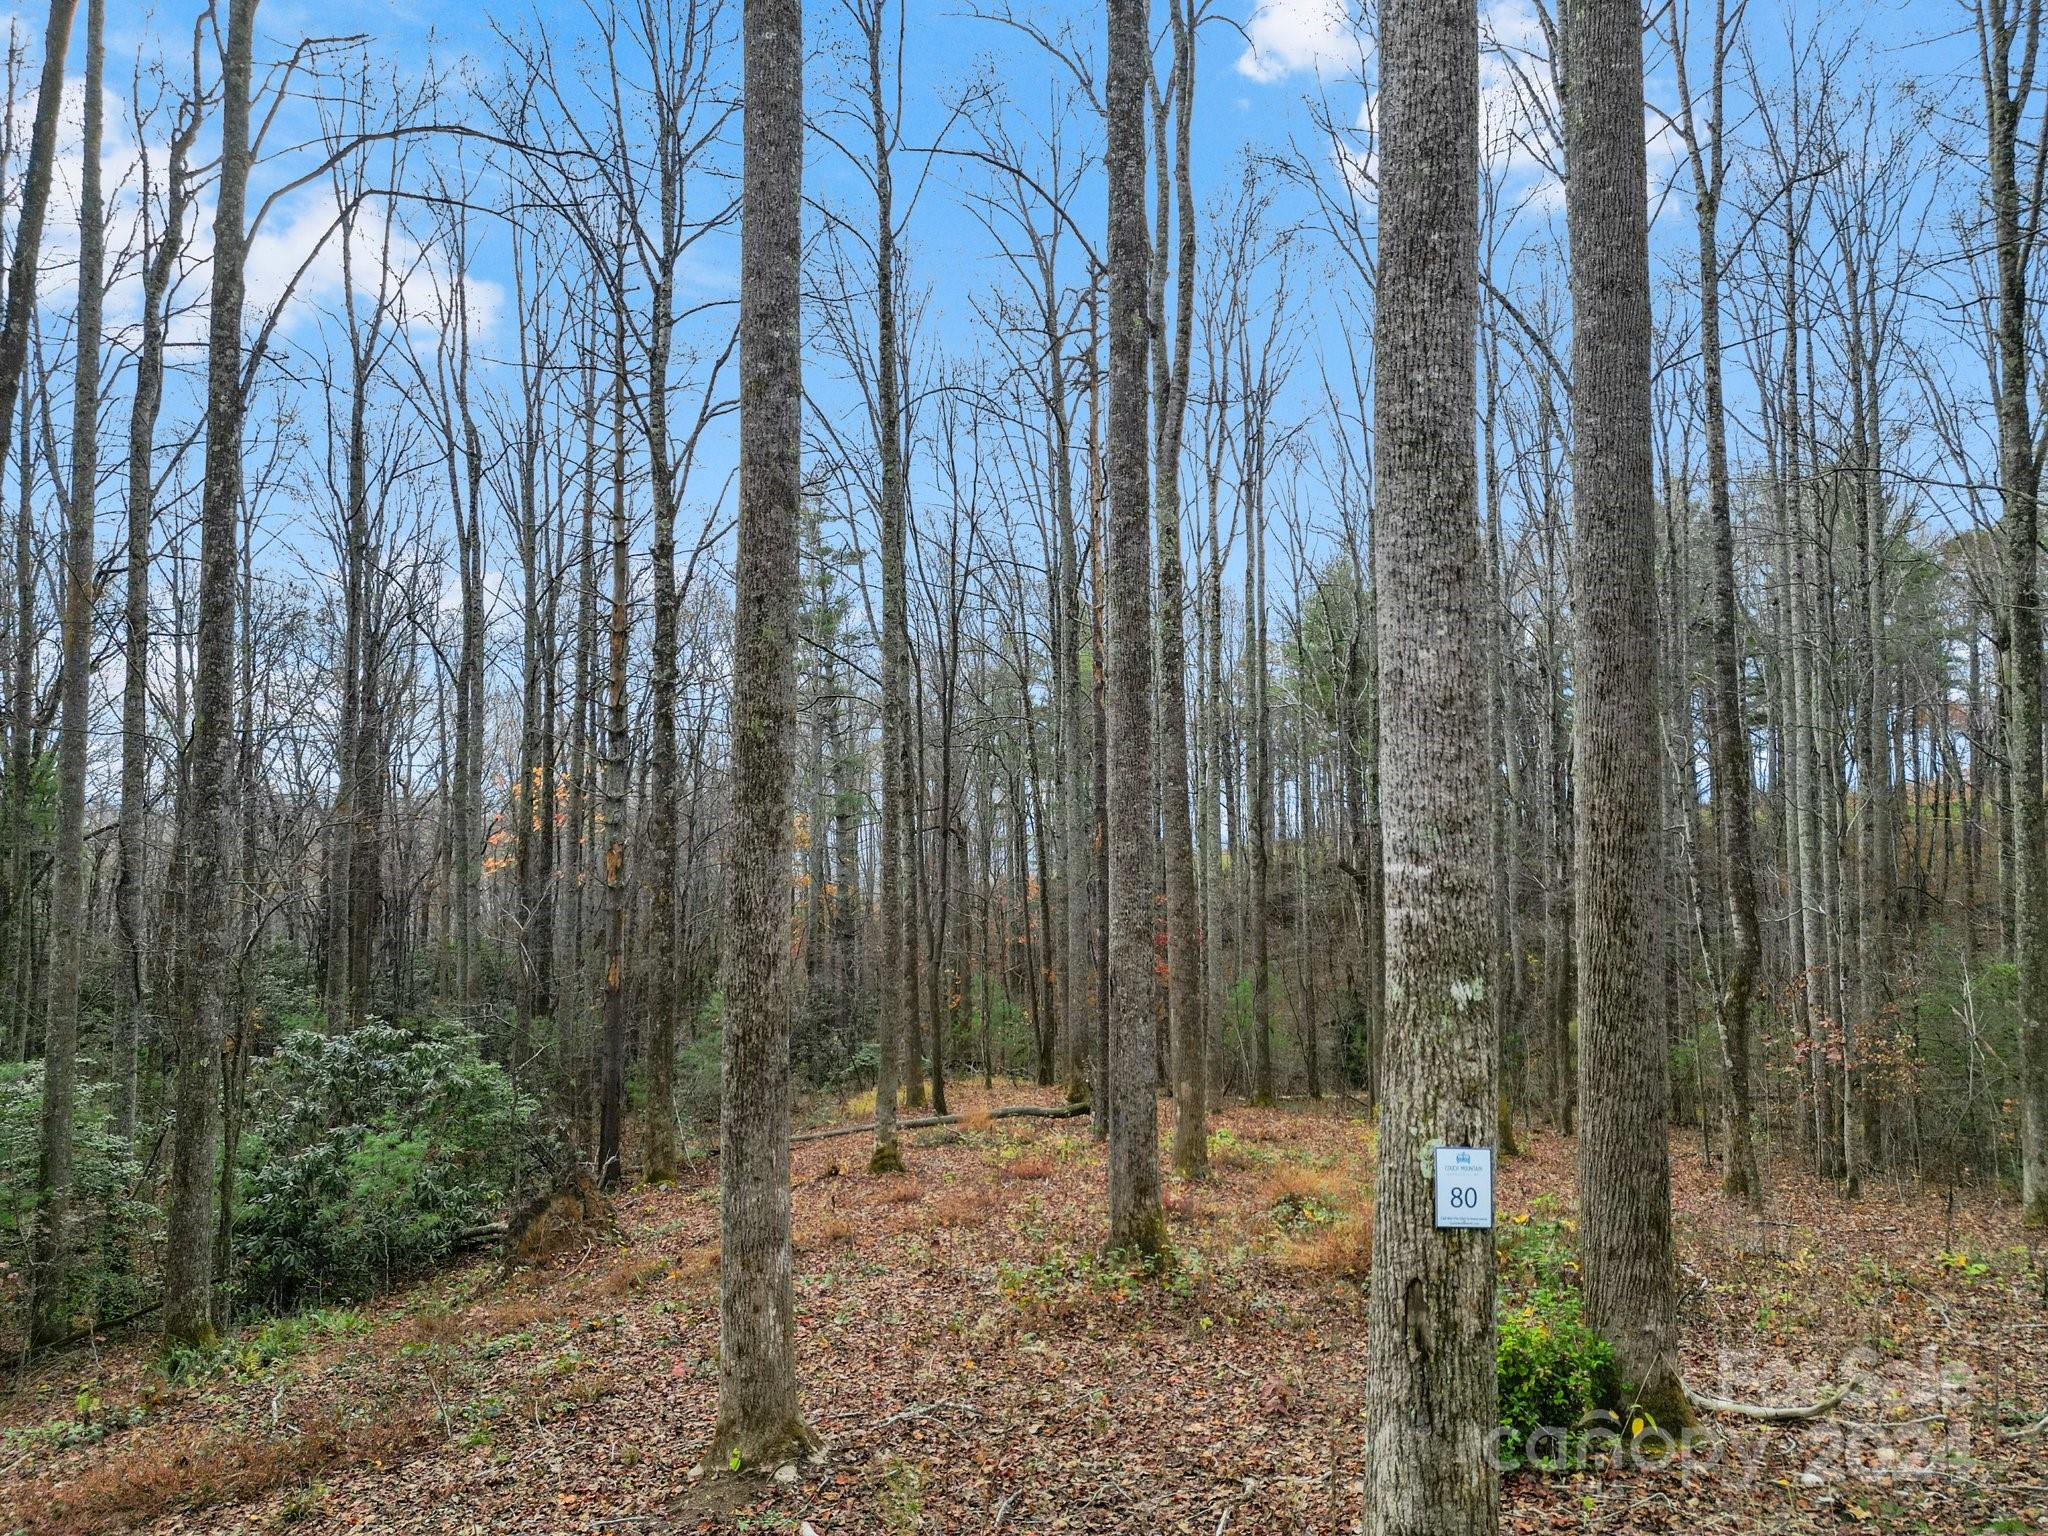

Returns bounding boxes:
[868,0,909,1173]
[1976,0,2048,1227]
[1563,0,1691,1425]
[1667,0,1763,1206]
[34,0,103,1346]
[1361,0,1497,1528]
[165,0,258,1346]
[1102,0,1166,1257]
[704,0,817,1469]
[115,27,204,1149]
[1158,0,1206,1176]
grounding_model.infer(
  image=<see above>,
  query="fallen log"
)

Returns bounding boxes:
[790,1101,1090,1145]
[1682,1378,1850,1422]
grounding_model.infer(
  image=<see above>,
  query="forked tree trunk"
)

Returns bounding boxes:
[165,0,256,1347]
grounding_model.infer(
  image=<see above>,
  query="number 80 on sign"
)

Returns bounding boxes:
[1433,1146,1493,1230]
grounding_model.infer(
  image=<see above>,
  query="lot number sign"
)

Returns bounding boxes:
[1432,1146,1494,1230]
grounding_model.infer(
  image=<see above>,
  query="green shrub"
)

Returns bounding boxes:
[1493,1201,1619,1465]
[233,1020,531,1309]
[0,1064,158,1342]
[1495,1286,1619,1464]
[675,1018,725,1129]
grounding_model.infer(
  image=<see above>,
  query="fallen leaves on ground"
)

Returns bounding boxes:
[4,1084,2045,1534]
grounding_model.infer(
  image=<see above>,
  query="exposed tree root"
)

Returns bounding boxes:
[2000,1408,2048,1439]
[1682,1379,1850,1421]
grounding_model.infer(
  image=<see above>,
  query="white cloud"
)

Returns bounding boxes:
[1237,0,1359,84]
[236,183,505,345]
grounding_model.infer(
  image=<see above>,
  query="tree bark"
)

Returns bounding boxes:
[704,0,815,1468]
[165,0,256,1347]
[1103,0,1166,1258]
[1564,0,1692,1428]
[1363,0,1498,1526]
[34,0,101,1347]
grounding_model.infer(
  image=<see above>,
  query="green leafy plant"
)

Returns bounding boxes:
[1495,1288,1619,1467]
[233,1020,532,1309]
[0,1064,158,1342]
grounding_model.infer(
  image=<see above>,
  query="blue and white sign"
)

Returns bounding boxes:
[1433,1146,1494,1230]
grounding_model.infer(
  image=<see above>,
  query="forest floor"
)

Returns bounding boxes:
[4,1082,2047,1535]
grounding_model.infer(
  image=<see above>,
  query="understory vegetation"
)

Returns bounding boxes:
[3,1092,2037,1535]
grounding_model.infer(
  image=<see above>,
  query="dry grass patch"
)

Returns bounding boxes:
[1272,1209,1374,1281]
[673,1241,720,1281]
[19,1405,437,1536]
[928,1190,993,1229]
[387,1308,468,1350]
[1257,1164,1351,1213]
[796,1217,855,1251]
[593,1255,670,1298]
[872,1178,924,1206]
[1001,1154,1056,1181]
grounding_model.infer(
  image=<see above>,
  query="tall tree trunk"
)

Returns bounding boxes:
[1103,0,1165,1256]
[1363,0,1498,1525]
[1158,0,1205,1176]
[115,47,198,1151]
[165,0,255,1347]
[1670,0,1762,1205]
[1,0,82,1062]
[704,0,815,1467]
[598,293,631,1190]
[1979,0,2048,1226]
[1563,0,1691,1427]
[34,0,101,1346]
[643,179,684,1186]
[1247,430,1273,1105]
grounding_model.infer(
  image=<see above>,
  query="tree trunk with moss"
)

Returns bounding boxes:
[164,0,255,1348]
[704,0,816,1471]
[1102,0,1166,1258]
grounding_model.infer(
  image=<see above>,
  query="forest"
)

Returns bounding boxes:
[2,0,2048,1530]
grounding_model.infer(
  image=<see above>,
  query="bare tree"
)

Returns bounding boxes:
[32,0,102,1346]
[165,0,258,1346]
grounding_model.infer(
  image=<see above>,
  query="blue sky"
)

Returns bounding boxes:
[25,0,2020,666]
